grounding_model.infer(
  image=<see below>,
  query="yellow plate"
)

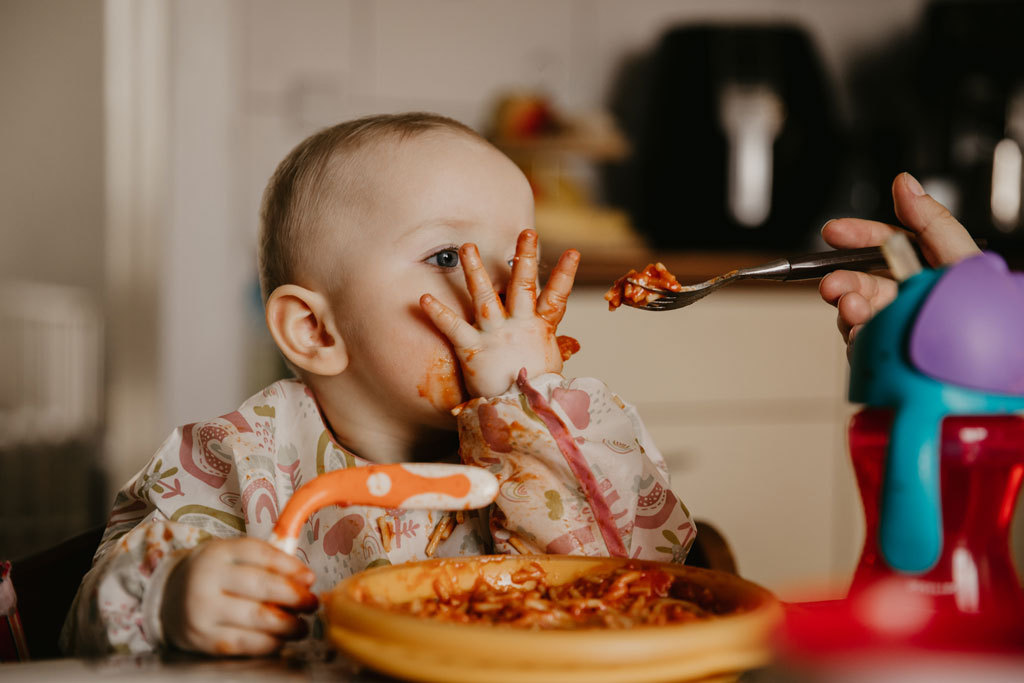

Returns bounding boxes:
[323,555,782,683]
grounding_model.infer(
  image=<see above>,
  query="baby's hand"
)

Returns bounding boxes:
[160,537,317,656]
[421,229,580,398]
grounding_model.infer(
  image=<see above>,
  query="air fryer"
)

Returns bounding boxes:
[915,0,1024,253]
[628,24,843,250]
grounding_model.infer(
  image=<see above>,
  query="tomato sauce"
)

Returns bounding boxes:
[604,262,683,311]
[362,562,739,629]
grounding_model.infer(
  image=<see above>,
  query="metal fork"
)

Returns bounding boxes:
[626,246,890,311]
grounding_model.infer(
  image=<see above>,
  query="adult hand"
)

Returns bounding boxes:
[420,229,579,398]
[819,172,980,351]
[160,537,318,656]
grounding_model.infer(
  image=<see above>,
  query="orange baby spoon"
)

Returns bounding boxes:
[269,463,499,555]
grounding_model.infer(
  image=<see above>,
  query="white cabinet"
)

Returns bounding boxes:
[560,287,863,599]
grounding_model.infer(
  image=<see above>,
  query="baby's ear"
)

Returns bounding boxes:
[265,285,348,376]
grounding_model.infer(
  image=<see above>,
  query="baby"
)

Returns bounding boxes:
[62,113,695,656]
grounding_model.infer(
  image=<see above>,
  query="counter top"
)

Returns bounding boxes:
[7,650,1023,683]
[0,651,775,683]
[1,649,391,683]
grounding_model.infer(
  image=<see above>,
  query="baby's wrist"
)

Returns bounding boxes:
[145,547,192,649]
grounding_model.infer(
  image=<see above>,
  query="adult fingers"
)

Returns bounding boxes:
[459,243,505,329]
[891,172,980,266]
[536,249,580,327]
[835,292,873,343]
[818,270,897,308]
[420,294,480,350]
[819,270,897,345]
[821,217,904,250]
[221,565,318,611]
[506,229,539,319]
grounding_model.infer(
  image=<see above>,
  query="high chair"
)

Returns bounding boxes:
[2,525,103,661]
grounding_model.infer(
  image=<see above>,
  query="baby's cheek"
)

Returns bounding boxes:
[417,350,469,411]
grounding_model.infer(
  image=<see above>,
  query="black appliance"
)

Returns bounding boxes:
[915,0,1024,253]
[626,24,843,250]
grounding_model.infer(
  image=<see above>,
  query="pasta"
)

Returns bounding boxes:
[359,562,738,629]
[378,516,395,552]
[425,513,456,557]
[604,262,683,311]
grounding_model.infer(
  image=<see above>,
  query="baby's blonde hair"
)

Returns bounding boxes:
[258,112,481,302]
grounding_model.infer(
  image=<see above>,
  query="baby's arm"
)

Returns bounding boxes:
[422,230,695,561]
[456,373,695,561]
[62,424,315,656]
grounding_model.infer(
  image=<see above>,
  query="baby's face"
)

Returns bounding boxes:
[324,131,534,428]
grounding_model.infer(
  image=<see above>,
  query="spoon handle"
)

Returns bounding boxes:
[269,463,498,555]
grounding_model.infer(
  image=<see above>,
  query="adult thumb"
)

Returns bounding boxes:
[892,172,980,267]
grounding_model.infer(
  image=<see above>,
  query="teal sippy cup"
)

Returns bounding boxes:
[848,251,1024,575]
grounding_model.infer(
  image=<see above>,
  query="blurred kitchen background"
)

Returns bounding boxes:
[2,0,1023,599]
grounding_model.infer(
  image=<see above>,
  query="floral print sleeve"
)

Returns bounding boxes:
[61,380,490,656]
[456,371,696,563]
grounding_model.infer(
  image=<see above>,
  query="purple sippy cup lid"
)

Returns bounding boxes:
[909,252,1024,396]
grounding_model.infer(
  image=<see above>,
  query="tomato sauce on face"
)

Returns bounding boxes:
[417,353,468,410]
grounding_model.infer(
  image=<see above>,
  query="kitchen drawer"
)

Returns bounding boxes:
[560,288,849,405]
[648,416,861,600]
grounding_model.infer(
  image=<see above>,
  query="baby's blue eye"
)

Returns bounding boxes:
[426,248,460,269]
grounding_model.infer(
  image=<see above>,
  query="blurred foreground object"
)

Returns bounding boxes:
[0,282,106,560]
[775,250,1024,679]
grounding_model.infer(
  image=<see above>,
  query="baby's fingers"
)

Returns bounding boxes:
[459,243,505,330]
[507,230,540,319]
[537,249,580,326]
[225,537,314,585]
[219,595,309,640]
[223,565,318,611]
[420,294,480,350]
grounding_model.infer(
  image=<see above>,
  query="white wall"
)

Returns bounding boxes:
[0,0,105,298]
[161,0,249,432]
